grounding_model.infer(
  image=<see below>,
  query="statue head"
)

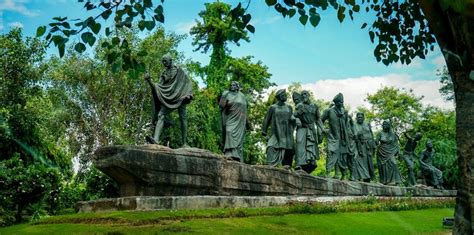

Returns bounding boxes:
[382,120,391,132]
[275,89,287,103]
[161,53,173,68]
[333,93,344,108]
[356,112,365,124]
[415,132,422,141]
[301,90,310,104]
[229,80,240,92]
[292,92,302,104]
[426,140,433,151]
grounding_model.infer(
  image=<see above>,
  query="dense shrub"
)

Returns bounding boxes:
[0,156,61,225]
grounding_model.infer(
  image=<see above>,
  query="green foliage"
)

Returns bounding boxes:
[187,2,274,163]
[0,29,74,225]
[365,86,423,135]
[39,1,255,78]
[0,156,61,225]
[82,167,119,200]
[191,2,250,55]
[191,2,259,94]
[37,0,166,73]
[414,107,457,189]
[437,66,454,102]
[43,27,184,167]
[363,86,457,189]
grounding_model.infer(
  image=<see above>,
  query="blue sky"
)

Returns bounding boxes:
[0,0,451,109]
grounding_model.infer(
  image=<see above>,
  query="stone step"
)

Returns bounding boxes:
[77,195,454,213]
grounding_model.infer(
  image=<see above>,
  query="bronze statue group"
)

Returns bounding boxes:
[145,55,444,189]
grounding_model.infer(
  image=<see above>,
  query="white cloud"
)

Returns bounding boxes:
[8,21,23,28]
[393,57,422,69]
[174,21,196,34]
[269,74,453,111]
[432,55,447,67]
[0,0,39,17]
[253,16,281,26]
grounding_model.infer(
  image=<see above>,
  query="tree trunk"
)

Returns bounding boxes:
[452,68,474,235]
[418,1,474,234]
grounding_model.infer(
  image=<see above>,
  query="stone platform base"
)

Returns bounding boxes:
[94,145,456,197]
[77,196,454,213]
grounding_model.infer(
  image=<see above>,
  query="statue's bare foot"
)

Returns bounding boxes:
[295,169,308,175]
[146,136,158,144]
[282,165,292,172]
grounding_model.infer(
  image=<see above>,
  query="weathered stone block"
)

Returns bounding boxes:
[94,145,456,197]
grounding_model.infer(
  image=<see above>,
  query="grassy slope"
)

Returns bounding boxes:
[0,208,453,234]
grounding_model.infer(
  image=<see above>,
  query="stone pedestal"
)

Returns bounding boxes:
[94,145,456,197]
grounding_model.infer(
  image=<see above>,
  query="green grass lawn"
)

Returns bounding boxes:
[0,208,453,234]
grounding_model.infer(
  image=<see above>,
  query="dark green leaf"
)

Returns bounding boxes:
[369,31,375,43]
[58,43,65,58]
[266,0,277,6]
[284,0,296,6]
[388,54,399,62]
[91,23,101,34]
[105,27,111,36]
[112,37,120,45]
[243,14,251,25]
[288,9,296,18]
[51,35,63,46]
[309,13,321,27]
[154,5,163,14]
[138,20,146,31]
[361,22,367,29]
[61,22,70,29]
[299,14,309,26]
[144,20,155,31]
[154,13,164,23]
[337,6,346,23]
[53,16,67,21]
[36,26,46,37]
[81,32,96,46]
[101,9,112,20]
[144,0,152,8]
[74,42,86,53]
[353,5,360,12]
[246,24,255,33]
[101,41,110,49]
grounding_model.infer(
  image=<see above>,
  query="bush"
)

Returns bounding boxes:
[0,156,61,225]
[82,167,119,200]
